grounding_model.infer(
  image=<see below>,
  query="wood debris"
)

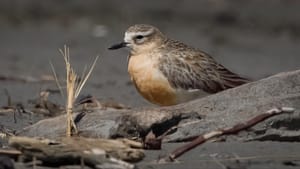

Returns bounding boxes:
[8,136,144,168]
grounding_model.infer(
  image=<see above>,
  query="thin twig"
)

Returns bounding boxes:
[63,46,76,137]
[160,107,294,162]
[50,61,65,99]
[75,55,99,98]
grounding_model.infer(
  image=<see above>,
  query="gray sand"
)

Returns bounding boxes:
[0,1,300,168]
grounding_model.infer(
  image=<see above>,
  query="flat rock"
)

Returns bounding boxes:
[18,70,300,142]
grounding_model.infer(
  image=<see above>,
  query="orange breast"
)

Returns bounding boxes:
[128,54,177,106]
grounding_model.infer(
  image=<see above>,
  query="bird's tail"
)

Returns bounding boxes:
[219,67,250,89]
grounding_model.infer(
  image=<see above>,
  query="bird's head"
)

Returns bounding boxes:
[109,24,165,54]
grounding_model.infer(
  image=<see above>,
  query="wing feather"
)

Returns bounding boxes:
[158,39,249,93]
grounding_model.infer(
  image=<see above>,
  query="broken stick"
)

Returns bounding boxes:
[161,107,295,162]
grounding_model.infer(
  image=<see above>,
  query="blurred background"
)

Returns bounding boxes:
[0,0,299,107]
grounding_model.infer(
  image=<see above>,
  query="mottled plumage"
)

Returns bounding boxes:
[109,24,249,106]
[158,38,249,93]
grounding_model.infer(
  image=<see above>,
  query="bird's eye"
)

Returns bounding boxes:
[135,35,144,39]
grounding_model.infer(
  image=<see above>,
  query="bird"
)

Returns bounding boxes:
[108,24,249,106]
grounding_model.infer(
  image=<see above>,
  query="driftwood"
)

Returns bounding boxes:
[18,70,300,142]
[9,136,144,168]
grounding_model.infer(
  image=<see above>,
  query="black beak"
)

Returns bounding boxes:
[108,42,128,50]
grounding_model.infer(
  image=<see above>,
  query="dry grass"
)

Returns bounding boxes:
[52,45,99,137]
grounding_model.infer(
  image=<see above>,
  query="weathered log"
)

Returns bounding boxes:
[9,136,144,168]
